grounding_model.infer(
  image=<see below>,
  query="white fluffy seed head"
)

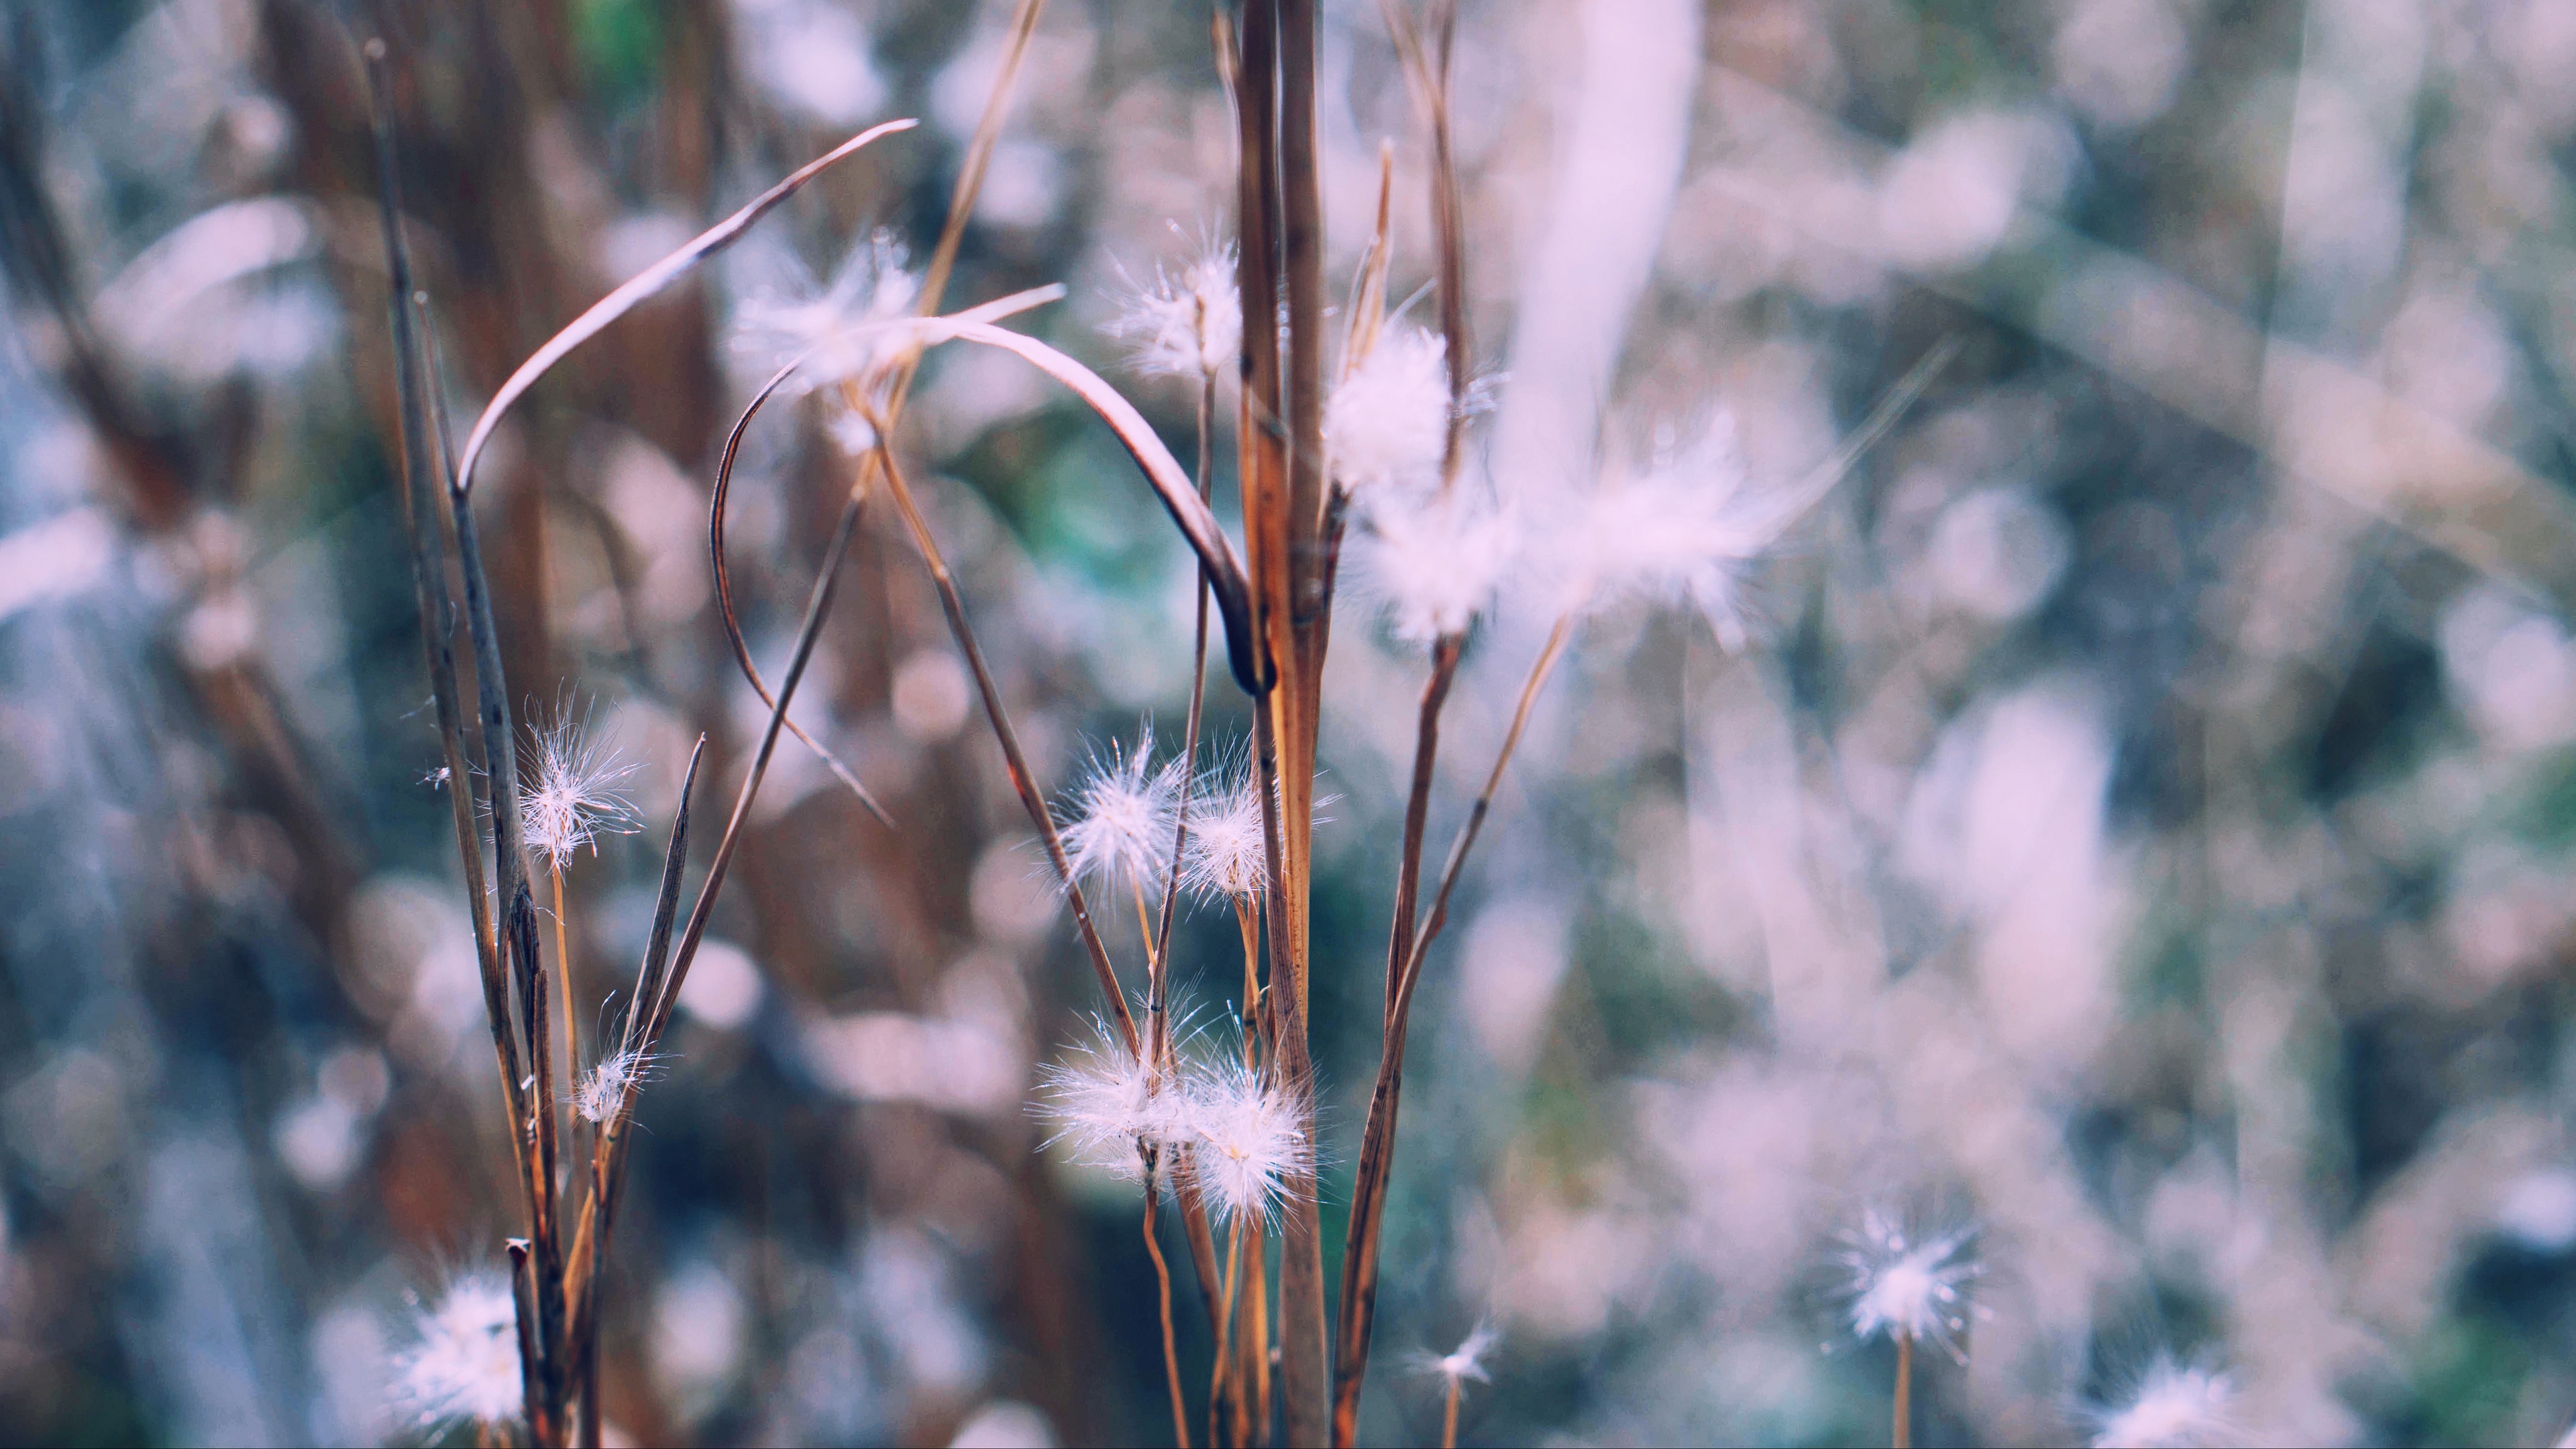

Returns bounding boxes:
[1413,1322,1499,1386]
[1181,755,1269,904]
[1326,325,1450,492]
[2090,1361,2237,1449]
[1034,1014,1189,1179]
[731,230,921,394]
[1558,412,1801,649]
[519,710,643,872]
[1061,722,1183,898]
[392,1272,521,1432]
[1352,489,1518,644]
[1178,1057,1311,1227]
[573,1047,657,1126]
[1838,1210,1979,1358]
[1113,237,1242,380]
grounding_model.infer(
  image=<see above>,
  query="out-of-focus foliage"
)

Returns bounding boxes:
[6,1,2576,1445]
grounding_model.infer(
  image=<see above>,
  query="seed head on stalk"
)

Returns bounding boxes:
[1112,232,1243,382]
[520,709,643,872]
[2090,1360,2237,1449]
[1181,753,1271,905]
[1837,1209,1980,1360]
[1325,322,1451,494]
[572,1046,659,1126]
[730,229,922,393]
[1351,486,1518,644]
[392,1271,522,1434]
[1179,1055,1312,1228]
[1557,411,1799,651]
[1036,1011,1191,1178]
[1060,721,1184,901]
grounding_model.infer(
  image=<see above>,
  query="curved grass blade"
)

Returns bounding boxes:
[453,117,920,500]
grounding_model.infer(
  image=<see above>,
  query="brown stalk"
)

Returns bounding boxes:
[1894,1332,1913,1449]
[1328,9,1474,1433]
[1326,634,1459,1444]
[563,451,871,1379]
[1144,1152,1193,1449]
[1231,0,1334,1434]
[364,52,530,1203]
[1381,0,1469,486]
[564,739,705,1362]
[1329,616,1572,1448]
[1441,1376,1462,1449]
[873,439,1140,1053]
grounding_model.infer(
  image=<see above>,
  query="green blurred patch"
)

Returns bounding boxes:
[2402,1313,2528,1448]
[2505,744,2576,850]
[574,0,662,111]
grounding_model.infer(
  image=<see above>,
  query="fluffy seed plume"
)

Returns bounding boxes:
[519,709,642,871]
[572,1046,657,1126]
[1035,1014,1189,1179]
[2090,1360,2237,1449]
[1558,412,1805,649]
[1178,1056,1311,1227]
[1112,234,1242,380]
[1838,1210,1978,1359]
[1352,488,1518,643]
[1412,1322,1499,1387]
[731,229,920,392]
[1060,721,1183,898]
[392,1272,521,1432]
[1325,323,1450,492]
[1181,753,1269,904]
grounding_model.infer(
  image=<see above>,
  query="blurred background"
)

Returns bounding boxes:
[8,0,2576,1444]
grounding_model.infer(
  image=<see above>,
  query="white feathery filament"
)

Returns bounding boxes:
[520,712,642,871]
[392,1272,522,1432]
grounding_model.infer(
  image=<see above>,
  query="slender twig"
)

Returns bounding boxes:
[1144,1152,1192,1449]
[873,439,1140,1053]
[1893,1332,1914,1449]
[1442,1375,1462,1449]
[363,51,531,1215]
[1329,635,1459,1442]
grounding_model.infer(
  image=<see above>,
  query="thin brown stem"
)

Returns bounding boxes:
[1144,1157,1192,1449]
[1330,635,1460,1444]
[1893,1332,1913,1449]
[875,441,1140,1055]
[551,861,576,1133]
[1442,1376,1462,1449]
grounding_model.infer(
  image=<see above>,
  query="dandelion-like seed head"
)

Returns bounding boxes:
[1352,488,1518,644]
[1838,1210,1979,1358]
[1181,755,1270,904]
[2090,1360,2237,1449]
[1112,235,1242,380]
[1562,412,1795,649]
[1325,324,1450,493]
[1035,1014,1190,1178]
[1179,1056,1311,1228]
[1412,1322,1499,1386]
[519,709,643,872]
[392,1271,521,1432]
[1061,722,1181,898]
[572,1046,657,1126]
[731,229,921,400]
